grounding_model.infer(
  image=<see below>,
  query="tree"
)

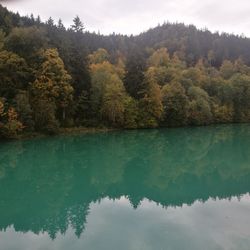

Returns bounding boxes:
[124,51,146,99]
[36,15,41,25]
[207,50,215,66]
[234,57,250,75]
[0,29,4,51]
[31,95,59,134]
[0,99,3,115]
[230,74,250,122]
[146,48,181,87]
[57,19,65,30]
[162,81,189,127]
[5,26,47,64]
[31,48,73,132]
[71,16,84,33]
[0,50,30,99]
[14,90,34,131]
[123,97,139,129]
[138,67,163,128]
[181,66,207,89]
[187,86,212,125]
[211,101,234,123]
[0,99,24,138]
[203,76,234,123]
[88,48,109,64]
[75,90,91,124]
[115,55,126,79]
[46,17,54,27]
[148,48,170,67]
[89,49,127,126]
[220,60,235,79]
[66,45,91,97]
[89,61,116,114]
[100,76,126,126]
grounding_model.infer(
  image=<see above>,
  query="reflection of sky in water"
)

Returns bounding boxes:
[0,125,250,249]
[1,194,250,250]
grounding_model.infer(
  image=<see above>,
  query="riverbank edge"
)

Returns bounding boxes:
[1,122,250,141]
[7,127,117,141]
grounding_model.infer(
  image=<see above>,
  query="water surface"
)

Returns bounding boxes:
[0,125,250,250]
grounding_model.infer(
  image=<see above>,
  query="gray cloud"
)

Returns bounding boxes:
[2,0,250,36]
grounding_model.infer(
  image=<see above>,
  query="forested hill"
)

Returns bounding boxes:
[0,4,250,138]
[1,4,250,66]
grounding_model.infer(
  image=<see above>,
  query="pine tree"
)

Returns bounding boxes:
[71,16,84,33]
[57,19,65,30]
[47,17,54,27]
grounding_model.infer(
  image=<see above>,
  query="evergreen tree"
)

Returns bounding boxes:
[71,16,84,33]
[57,19,65,30]
[0,50,30,99]
[124,51,146,99]
[47,17,54,27]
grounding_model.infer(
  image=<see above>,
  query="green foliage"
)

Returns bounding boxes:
[5,26,47,63]
[75,90,91,124]
[46,17,54,27]
[162,82,189,127]
[181,66,206,89]
[100,78,126,127]
[123,97,139,129]
[71,16,84,33]
[138,67,163,128]
[32,98,59,134]
[89,50,127,126]
[212,102,234,123]
[124,51,146,99]
[0,50,30,98]
[230,74,250,122]
[187,86,212,125]
[14,91,34,131]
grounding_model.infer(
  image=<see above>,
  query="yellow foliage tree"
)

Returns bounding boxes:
[31,48,73,132]
[40,48,73,117]
[89,49,128,126]
[138,67,163,128]
[0,99,24,138]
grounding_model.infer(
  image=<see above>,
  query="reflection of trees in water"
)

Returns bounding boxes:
[0,125,250,238]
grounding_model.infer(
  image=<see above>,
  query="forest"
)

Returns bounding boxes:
[1,4,250,138]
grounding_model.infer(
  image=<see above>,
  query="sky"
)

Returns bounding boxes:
[2,0,250,36]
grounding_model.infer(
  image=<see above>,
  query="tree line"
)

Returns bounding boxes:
[0,4,250,138]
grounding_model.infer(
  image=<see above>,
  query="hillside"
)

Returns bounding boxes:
[0,4,250,138]
[2,4,250,66]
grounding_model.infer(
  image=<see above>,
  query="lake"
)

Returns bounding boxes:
[0,124,250,250]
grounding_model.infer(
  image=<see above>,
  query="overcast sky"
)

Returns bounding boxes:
[2,0,250,36]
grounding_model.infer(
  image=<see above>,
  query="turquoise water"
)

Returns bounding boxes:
[0,125,250,250]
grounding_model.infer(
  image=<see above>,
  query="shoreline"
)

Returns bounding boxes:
[16,127,116,140]
[1,123,249,142]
